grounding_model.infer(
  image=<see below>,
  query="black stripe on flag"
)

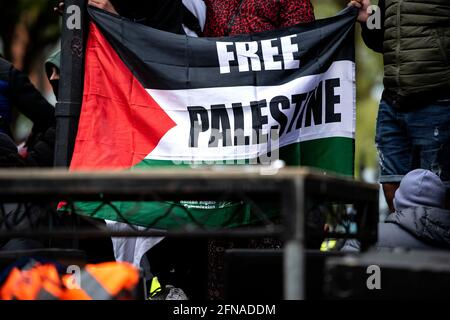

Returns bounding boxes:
[88,6,356,90]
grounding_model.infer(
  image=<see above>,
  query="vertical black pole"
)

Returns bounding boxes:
[54,0,87,167]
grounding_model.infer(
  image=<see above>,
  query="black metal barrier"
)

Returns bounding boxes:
[0,167,379,299]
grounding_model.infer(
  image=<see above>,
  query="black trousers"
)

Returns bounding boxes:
[146,238,208,300]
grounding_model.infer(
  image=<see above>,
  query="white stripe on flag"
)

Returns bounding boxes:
[145,60,355,161]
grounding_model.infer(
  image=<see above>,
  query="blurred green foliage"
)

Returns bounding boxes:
[313,0,383,176]
[0,0,60,73]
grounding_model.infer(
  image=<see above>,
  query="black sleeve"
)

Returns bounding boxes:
[360,0,385,54]
[8,65,55,134]
[0,127,55,168]
[0,132,26,167]
[112,0,185,34]
[26,126,56,167]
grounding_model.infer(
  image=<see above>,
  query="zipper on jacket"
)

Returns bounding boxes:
[395,0,402,92]
[227,0,245,36]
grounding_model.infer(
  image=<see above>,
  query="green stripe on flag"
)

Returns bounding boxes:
[280,137,354,176]
[70,137,353,229]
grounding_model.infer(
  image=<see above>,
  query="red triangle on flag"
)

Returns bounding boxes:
[70,22,176,170]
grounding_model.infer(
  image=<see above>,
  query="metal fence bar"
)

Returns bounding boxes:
[0,227,284,240]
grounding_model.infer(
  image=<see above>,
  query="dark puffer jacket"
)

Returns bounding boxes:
[362,0,450,109]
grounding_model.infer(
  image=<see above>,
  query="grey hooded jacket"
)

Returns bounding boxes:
[378,206,450,250]
[343,206,450,252]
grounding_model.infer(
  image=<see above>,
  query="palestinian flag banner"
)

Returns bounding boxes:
[69,7,357,229]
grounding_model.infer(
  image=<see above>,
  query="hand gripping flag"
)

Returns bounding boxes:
[69,7,357,229]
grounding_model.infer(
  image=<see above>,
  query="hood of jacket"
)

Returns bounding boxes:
[386,206,450,248]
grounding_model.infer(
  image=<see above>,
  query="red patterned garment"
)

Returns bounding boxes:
[203,0,315,37]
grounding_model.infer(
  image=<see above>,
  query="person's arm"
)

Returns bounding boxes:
[279,0,315,28]
[8,65,55,134]
[25,127,56,167]
[350,0,384,53]
[0,133,26,167]
[88,0,118,14]
[55,1,118,15]
[361,0,384,53]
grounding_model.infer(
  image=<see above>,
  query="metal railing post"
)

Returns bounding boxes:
[283,176,305,300]
[54,0,87,167]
